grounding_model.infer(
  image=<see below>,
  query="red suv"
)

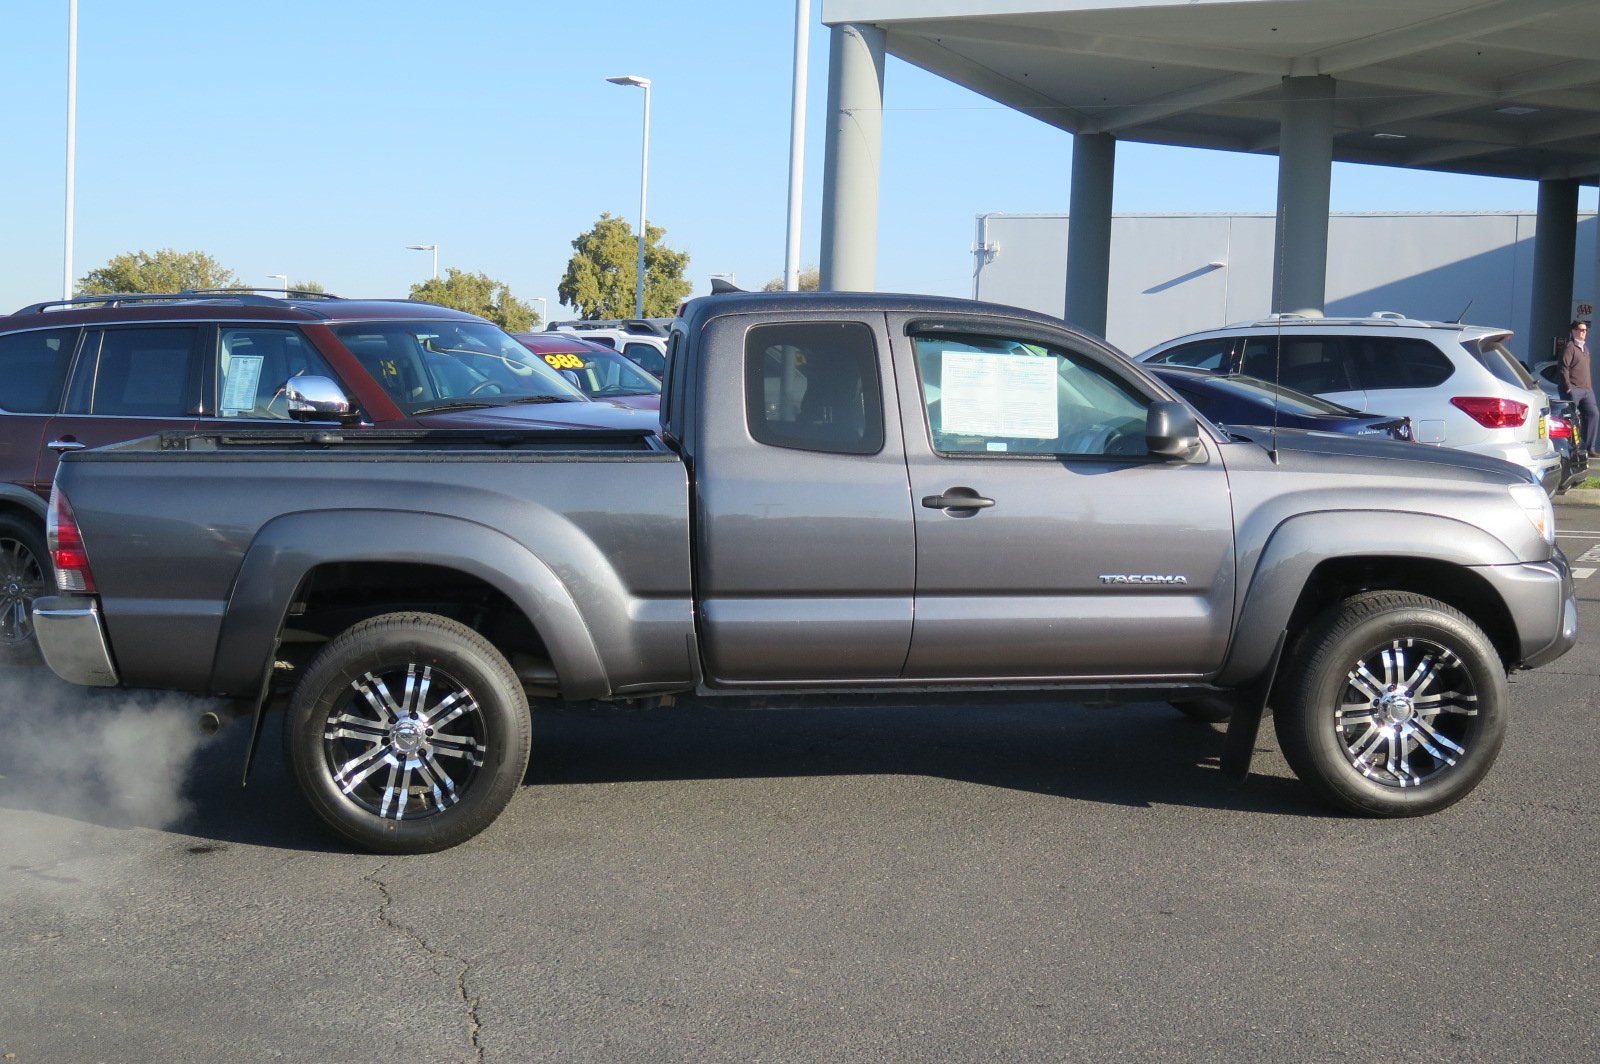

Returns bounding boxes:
[0,291,658,663]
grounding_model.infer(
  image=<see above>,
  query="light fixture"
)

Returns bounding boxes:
[1496,105,1539,116]
[1372,132,1407,140]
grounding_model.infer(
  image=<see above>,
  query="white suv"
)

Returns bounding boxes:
[543,322,668,376]
[1137,313,1561,492]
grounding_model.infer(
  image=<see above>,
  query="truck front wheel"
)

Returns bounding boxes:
[1274,592,1507,817]
[284,612,532,853]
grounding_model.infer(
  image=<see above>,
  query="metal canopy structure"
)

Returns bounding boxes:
[817,0,1600,347]
[822,0,1600,182]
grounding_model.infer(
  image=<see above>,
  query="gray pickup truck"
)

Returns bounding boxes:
[34,291,1578,852]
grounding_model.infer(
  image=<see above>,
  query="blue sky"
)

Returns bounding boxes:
[3,1,1594,317]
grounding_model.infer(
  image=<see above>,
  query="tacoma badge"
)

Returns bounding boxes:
[1100,574,1189,585]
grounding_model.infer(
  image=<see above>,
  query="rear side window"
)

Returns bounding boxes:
[622,341,665,375]
[1145,337,1232,370]
[66,326,202,416]
[0,327,77,413]
[1353,337,1454,390]
[745,321,884,455]
[1462,339,1536,389]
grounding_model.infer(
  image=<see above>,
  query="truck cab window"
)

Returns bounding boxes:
[913,332,1150,458]
[744,322,884,455]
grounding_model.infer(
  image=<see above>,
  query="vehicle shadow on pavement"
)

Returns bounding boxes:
[523,699,1329,818]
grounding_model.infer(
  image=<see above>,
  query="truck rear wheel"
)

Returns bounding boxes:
[284,612,531,854]
[0,515,48,667]
[1274,592,1506,817]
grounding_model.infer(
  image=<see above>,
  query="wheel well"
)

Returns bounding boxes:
[279,561,554,686]
[1284,557,1519,667]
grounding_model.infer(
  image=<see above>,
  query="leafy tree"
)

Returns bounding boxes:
[289,279,327,294]
[410,268,537,331]
[558,212,691,319]
[762,265,821,292]
[78,248,240,294]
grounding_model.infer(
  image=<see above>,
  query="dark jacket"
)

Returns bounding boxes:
[1560,338,1592,393]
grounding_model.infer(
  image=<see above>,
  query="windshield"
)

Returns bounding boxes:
[333,321,586,413]
[531,346,661,399]
[1174,371,1359,416]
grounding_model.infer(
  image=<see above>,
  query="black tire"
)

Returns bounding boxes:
[284,611,531,853]
[1168,696,1234,723]
[0,514,49,667]
[1274,591,1507,817]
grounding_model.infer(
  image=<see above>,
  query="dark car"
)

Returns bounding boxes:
[0,290,659,663]
[1547,400,1589,493]
[510,332,661,411]
[1151,365,1414,441]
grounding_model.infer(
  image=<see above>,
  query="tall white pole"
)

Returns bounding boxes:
[64,0,78,300]
[785,0,811,291]
[432,244,439,280]
[635,82,651,318]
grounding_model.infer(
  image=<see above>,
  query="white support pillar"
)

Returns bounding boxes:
[819,23,885,293]
[1530,178,1581,361]
[1064,132,1116,337]
[1272,76,1335,316]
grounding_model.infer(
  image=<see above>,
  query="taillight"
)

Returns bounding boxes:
[1548,415,1573,439]
[47,486,97,593]
[1449,396,1528,428]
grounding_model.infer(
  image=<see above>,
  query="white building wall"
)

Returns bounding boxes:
[973,211,1598,362]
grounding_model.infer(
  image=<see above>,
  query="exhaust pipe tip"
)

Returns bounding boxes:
[198,711,224,735]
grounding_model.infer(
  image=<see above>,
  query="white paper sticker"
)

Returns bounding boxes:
[939,352,1058,439]
[221,354,264,415]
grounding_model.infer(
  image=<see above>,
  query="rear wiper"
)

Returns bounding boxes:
[503,395,578,405]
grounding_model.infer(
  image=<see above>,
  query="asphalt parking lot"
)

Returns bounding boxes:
[3,504,1597,1064]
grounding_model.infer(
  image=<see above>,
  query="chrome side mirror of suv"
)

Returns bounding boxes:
[1146,400,1202,459]
[284,375,356,424]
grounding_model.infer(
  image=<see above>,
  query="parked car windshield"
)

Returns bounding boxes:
[530,346,661,399]
[333,321,586,413]
[1198,372,1360,416]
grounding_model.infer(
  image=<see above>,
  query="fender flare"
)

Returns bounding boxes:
[208,508,608,700]
[1215,509,1521,687]
[0,484,48,523]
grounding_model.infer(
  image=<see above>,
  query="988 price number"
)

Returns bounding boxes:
[542,353,587,370]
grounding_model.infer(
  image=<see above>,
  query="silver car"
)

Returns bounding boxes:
[1137,313,1562,492]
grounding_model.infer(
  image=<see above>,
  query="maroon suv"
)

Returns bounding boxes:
[0,291,658,663]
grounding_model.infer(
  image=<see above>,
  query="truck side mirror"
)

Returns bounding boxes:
[1146,400,1201,459]
[284,375,358,424]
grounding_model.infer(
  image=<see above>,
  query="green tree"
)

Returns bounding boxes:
[762,265,821,292]
[409,268,537,331]
[78,248,240,294]
[289,279,327,294]
[558,212,691,319]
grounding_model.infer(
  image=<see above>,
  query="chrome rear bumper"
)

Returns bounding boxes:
[33,596,120,687]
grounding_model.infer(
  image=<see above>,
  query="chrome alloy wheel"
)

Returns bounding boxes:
[0,533,45,648]
[323,663,488,820]
[1334,637,1478,788]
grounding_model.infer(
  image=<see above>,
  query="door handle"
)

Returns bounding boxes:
[921,490,995,511]
[47,439,86,453]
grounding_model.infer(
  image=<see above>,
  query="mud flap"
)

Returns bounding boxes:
[1221,630,1286,780]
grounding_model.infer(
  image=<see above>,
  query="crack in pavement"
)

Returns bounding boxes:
[366,864,485,1063]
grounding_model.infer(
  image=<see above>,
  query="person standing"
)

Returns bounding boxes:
[1560,319,1599,457]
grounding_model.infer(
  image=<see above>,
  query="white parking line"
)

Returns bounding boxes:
[1575,568,1596,580]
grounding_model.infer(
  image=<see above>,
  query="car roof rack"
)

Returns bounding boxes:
[13,289,344,315]
[545,318,667,336]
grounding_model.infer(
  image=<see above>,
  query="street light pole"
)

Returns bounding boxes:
[266,273,288,292]
[405,243,439,280]
[607,75,651,318]
[63,0,78,300]
[532,297,549,326]
[785,0,811,292]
